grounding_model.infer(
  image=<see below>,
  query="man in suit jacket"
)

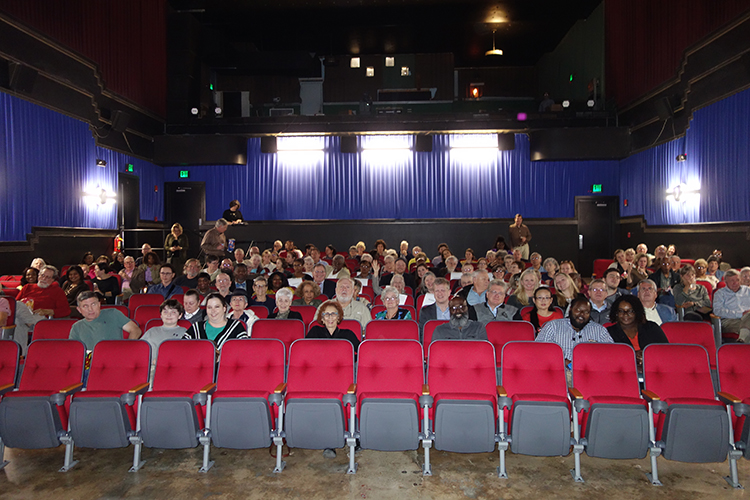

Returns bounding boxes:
[312,263,336,299]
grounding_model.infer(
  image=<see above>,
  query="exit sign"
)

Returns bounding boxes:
[179,170,190,178]
[126,163,134,172]
[592,184,602,193]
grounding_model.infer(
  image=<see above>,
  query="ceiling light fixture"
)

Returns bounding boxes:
[562,100,570,108]
[485,30,503,56]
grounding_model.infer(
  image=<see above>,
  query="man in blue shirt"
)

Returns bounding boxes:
[714,269,750,342]
[147,264,181,299]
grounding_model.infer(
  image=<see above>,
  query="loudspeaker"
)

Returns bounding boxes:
[340,136,357,153]
[655,96,673,120]
[260,136,277,153]
[497,133,516,151]
[9,64,37,93]
[111,110,130,132]
[415,135,433,152]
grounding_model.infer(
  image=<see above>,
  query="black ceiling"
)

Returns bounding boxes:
[169,0,602,70]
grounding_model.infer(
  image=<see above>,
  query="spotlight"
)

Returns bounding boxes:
[214,106,222,115]
[562,100,570,108]
[587,99,595,108]
[96,159,107,167]
[676,153,687,162]
[190,107,199,115]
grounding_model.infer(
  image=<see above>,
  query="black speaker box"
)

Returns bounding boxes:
[261,136,278,153]
[111,110,131,132]
[415,135,433,152]
[9,64,37,93]
[655,96,673,120]
[497,133,516,151]
[340,136,357,153]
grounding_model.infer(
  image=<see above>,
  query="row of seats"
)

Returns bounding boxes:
[0,337,747,488]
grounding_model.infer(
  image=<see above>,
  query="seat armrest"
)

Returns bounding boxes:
[347,383,357,394]
[51,382,84,405]
[497,385,508,397]
[419,384,433,407]
[497,385,512,410]
[568,387,583,399]
[0,383,15,395]
[269,381,286,406]
[121,382,150,405]
[568,387,589,412]
[718,391,741,405]
[641,389,660,402]
[199,382,217,395]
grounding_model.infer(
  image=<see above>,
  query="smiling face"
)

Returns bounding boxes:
[206,297,227,323]
[383,290,399,311]
[321,305,339,329]
[521,273,537,293]
[67,269,82,284]
[486,283,506,308]
[302,284,316,302]
[638,282,657,307]
[276,293,291,312]
[216,273,232,294]
[161,306,181,328]
[615,301,636,328]
[533,289,553,313]
[569,300,592,331]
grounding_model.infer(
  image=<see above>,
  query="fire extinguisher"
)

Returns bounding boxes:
[114,234,124,253]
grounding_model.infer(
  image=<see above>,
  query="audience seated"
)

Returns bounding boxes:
[521,286,564,333]
[69,291,141,349]
[306,299,360,351]
[506,268,538,310]
[587,279,611,325]
[268,288,303,320]
[713,269,750,342]
[249,276,275,314]
[474,279,517,325]
[182,289,206,324]
[140,299,188,363]
[673,264,712,321]
[606,295,668,369]
[636,279,677,325]
[183,292,247,350]
[432,296,487,340]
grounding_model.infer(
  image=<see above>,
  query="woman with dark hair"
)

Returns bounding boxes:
[292,281,323,307]
[607,295,668,366]
[520,286,563,334]
[492,236,508,254]
[306,299,360,351]
[92,262,120,304]
[80,252,95,275]
[324,245,337,259]
[374,239,387,257]
[267,271,289,293]
[673,264,712,321]
[130,252,162,291]
[19,267,39,288]
[183,292,248,351]
[62,265,89,315]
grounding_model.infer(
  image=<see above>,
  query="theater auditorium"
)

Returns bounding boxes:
[1,0,750,498]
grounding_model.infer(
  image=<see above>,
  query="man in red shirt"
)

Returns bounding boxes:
[16,265,70,318]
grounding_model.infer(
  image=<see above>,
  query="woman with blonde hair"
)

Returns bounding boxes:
[165,223,188,275]
[506,268,539,310]
[554,273,580,309]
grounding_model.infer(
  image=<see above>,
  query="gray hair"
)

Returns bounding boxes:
[488,279,509,292]
[275,287,293,300]
[473,270,489,279]
[725,269,740,279]
[639,279,657,290]
[41,265,59,278]
[390,274,405,285]
[741,267,750,274]
[382,286,400,300]
[76,290,98,306]
[215,218,228,228]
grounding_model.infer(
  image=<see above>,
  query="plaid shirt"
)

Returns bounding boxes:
[535,318,613,360]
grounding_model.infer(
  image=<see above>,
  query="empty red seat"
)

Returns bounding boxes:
[249,306,269,319]
[67,340,151,468]
[498,341,570,479]
[289,305,317,326]
[422,319,448,348]
[210,339,287,472]
[127,294,165,318]
[716,343,750,488]
[0,339,86,471]
[130,339,217,472]
[33,319,78,340]
[101,304,130,317]
[642,343,739,488]
[425,340,497,475]
[133,305,161,329]
[569,343,649,483]
[365,320,419,341]
[485,321,535,375]
[661,321,718,389]
[252,319,305,359]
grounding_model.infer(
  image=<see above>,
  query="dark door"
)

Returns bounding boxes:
[164,182,206,260]
[576,196,619,277]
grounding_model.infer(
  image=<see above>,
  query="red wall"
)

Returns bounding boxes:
[0,0,167,117]
[605,0,750,108]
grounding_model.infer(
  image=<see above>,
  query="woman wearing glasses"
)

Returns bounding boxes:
[306,299,360,351]
[520,286,563,334]
[607,295,668,367]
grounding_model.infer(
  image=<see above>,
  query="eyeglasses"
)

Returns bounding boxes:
[383,296,398,301]
[322,312,338,318]
[617,309,635,315]
[590,288,605,292]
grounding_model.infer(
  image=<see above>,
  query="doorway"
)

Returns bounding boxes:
[164,182,206,260]
[118,173,140,231]
[576,196,619,277]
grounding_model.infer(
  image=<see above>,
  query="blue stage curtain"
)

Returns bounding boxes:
[620,86,750,225]
[0,92,163,241]
[165,133,620,221]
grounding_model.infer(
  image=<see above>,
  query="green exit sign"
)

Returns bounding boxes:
[592,184,602,193]
[179,170,190,178]
[126,163,134,172]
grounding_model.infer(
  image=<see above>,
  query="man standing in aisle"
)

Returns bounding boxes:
[509,213,532,260]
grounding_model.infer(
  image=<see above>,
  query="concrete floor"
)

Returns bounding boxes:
[1,445,748,499]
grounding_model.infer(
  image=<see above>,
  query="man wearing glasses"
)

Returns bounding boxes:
[475,280,518,325]
[16,265,69,318]
[432,296,487,341]
[147,264,181,299]
[249,276,275,314]
[587,279,611,325]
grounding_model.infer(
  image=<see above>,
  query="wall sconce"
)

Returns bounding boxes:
[350,57,360,68]
[84,185,117,206]
[666,183,700,203]
[385,57,395,67]
[96,159,107,167]
[366,67,375,77]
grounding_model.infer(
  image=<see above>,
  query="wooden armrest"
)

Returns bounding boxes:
[718,391,741,404]
[2,325,15,330]
[568,387,583,399]
[347,383,357,394]
[274,382,287,394]
[497,385,507,397]
[60,382,84,394]
[199,382,217,394]
[422,384,430,395]
[641,389,660,401]
[129,382,150,394]
[0,383,15,393]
